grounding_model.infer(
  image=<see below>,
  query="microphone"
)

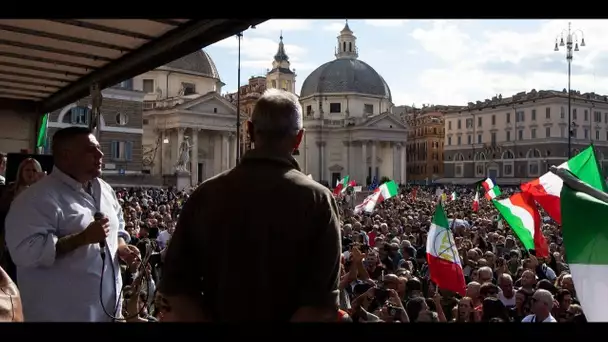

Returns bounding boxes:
[94,212,106,258]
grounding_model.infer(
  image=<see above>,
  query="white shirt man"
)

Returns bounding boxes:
[5,167,131,322]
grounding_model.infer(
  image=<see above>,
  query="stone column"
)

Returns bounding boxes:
[321,141,326,181]
[222,133,229,171]
[371,141,377,180]
[316,141,325,181]
[393,142,400,183]
[176,128,185,173]
[190,128,199,186]
[401,143,406,184]
[361,141,367,184]
[342,141,350,179]
[231,133,237,168]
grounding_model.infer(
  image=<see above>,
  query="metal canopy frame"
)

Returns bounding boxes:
[0,19,267,113]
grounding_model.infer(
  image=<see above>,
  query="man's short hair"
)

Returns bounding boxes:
[52,126,92,155]
[251,88,302,140]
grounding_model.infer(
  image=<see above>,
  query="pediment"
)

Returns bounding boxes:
[361,113,408,130]
[328,164,344,172]
[178,91,246,119]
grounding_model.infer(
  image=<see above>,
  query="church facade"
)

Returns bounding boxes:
[294,22,408,186]
[135,51,242,188]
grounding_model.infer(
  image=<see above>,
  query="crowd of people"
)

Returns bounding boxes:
[335,184,585,323]
[0,89,589,322]
[0,158,588,323]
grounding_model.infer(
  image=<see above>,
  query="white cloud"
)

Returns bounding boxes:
[364,19,409,27]
[323,22,345,32]
[211,35,313,78]
[404,19,608,105]
[249,19,313,36]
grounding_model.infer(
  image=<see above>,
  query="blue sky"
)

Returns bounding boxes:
[205,19,607,107]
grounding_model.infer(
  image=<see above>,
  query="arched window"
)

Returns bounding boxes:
[343,42,346,52]
[70,106,90,125]
[526,148,542,159]
[501,150,515,159]
[349,42,352,52]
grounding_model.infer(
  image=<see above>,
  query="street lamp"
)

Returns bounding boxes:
[554,22,586,159]
[236,32,243,165]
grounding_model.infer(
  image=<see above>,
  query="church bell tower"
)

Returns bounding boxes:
[266,33,297,93]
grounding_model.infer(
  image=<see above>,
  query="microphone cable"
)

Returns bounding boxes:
[99,239,151,322]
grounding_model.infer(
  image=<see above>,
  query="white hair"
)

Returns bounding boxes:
[251,88,302,139]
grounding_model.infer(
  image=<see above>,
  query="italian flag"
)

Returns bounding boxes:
[482,178,501,200]
[333,175,350,195]
[426,202,466,296]
[353,180,398,214]
[493,192,549,258]
[521,145,607,224]
[450,192,457,201]
[472,190,479,212]
[561,179,608,322]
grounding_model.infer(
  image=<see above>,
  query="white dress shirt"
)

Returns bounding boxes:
[5,167,130,322]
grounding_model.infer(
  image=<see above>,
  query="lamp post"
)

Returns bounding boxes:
[236,32,243,165]
[554,22,586,159]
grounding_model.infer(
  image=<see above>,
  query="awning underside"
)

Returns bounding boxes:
[0,19,266,113]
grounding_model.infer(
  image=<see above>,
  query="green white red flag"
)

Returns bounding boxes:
[520,145,607,224]
[426,202,466,296]
[353,180,398,214]
[493,193,548,258]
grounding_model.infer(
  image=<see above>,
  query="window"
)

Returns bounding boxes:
[448,121,452,130]
[573,109,578,120]
[448,137,452,145]
[504,164,513,176]
[506,113,511,123]
[506,130,511,141]
[457,136,461,145]
[182,82,196,95]
[546,107,551,119]
[329,103,341,113]
[364,104,374,114]
[491,115,496,125]
[531,129,536,139]
[518,129,523,140]
[596,130,600,140]
[584,109,589,121]
[584,129,589,139]
[531,109,536,121]
[516,111,525,122]
[466,118,473,128]
[561,106,565,119]
[457,120,461,129]
[306,105,312,116]
[110,141,133,161]
[491,132,496,144]
[213,107,217,113]
[595,111,602,123]
[115,112,128,126]
[142,79,154,93]
[477,134,482,144]
[477,116,482,127]
[70,106,89,125]
[546,127,551,138]
[528,162,539,176]
[467,135,472,145]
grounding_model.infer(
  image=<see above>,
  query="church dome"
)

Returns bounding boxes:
[163,50,221,81]
[300,58,392,101]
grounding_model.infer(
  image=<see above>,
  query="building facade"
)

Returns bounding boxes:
[296,22,407,186]
[135,50,242,188]
[442,89,608,185]
[224,76,266,153]
[46,80,145,184]
[405,108,446,183]
[224,35,297,154]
